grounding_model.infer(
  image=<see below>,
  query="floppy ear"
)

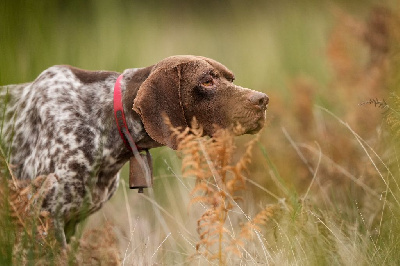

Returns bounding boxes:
[133,65,188,149]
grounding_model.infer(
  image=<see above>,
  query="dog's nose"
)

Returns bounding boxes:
[248,92,269,109]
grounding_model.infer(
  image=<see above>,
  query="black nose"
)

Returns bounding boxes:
[249,92,269,109]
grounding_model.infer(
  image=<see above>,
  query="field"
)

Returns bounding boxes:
[1,0,400,265]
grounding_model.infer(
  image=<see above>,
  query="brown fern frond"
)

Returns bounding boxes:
[170,115,261,263]
[222,205,278,259]
[235,133,259,173]
[0,175,57,241]
[189,196,214,207]
[359,98,388,109]
[238,205,277,240]
[73,222,120,265]
[378,94,400,140]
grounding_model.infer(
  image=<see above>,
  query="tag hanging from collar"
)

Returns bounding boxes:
[129,150,153,192]
[113,74,153,193]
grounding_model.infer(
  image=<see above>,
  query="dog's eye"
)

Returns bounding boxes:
[201,79,214,88]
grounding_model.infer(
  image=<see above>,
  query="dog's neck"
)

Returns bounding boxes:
[116,67,162,152]
[113,73,142,153]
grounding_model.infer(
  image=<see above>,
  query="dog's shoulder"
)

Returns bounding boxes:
[62,65,118,84]
[32,65,118,86]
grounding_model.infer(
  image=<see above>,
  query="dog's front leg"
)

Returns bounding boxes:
[53,216,67,248]
[37,173,68,248]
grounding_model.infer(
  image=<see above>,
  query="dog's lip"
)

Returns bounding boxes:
[245,114,266,134]
[232,107,267,134]
[246,124,263,134]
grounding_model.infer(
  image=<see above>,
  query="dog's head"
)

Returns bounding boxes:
[133,55,268,149]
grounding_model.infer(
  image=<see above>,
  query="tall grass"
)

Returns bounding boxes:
[1,0,400,265]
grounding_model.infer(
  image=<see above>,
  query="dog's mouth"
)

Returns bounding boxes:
[245,116,265,134]
[233,109,267,135]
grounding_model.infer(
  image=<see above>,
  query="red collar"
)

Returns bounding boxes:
[113,74,141,154]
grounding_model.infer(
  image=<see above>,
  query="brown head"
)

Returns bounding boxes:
[133,55,268,149]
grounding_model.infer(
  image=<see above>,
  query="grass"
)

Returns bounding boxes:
[1,0,400,264]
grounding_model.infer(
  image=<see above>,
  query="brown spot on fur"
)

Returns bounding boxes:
[64,184,72,203]
[49,160,55,172]
[123,65,154,113]
[42,186,56,209]
[63,127,72,135]
[68,161,87,174]
[67,66,118,84]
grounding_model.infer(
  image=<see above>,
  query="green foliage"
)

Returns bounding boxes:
[1,0,400,264]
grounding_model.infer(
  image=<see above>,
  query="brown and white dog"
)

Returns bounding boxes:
[0,55,268,245]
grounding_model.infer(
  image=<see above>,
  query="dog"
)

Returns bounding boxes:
[0,55,268,245]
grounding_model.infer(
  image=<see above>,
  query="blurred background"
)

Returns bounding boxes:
[1,0,399,264]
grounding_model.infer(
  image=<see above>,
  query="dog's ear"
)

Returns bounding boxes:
[133,64,187,150]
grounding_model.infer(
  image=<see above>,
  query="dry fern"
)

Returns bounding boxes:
[167,117,274,264]
[359,93,400,140]
[383,93,400,140]
[0,148,121,264]
[0,145,57,246]
[226,205,277,258]
[73,222,121,265]
[0,147,62,263]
